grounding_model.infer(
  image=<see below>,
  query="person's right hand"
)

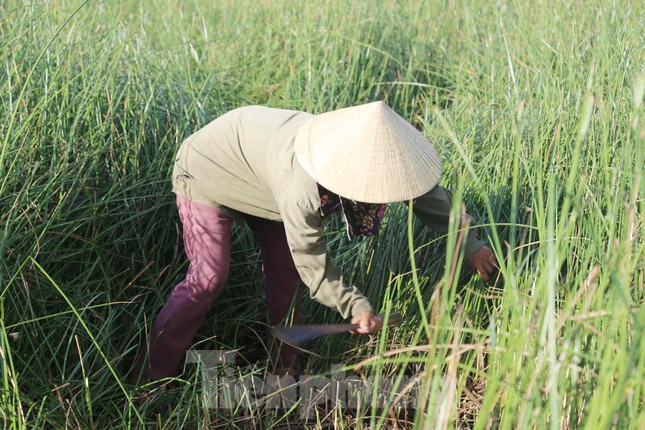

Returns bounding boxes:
[467,245,498,282]
[350,311,383,334]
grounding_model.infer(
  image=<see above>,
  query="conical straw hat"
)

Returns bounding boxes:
[294,101,442,203]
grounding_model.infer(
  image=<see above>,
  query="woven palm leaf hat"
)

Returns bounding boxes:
[294,101,442,203]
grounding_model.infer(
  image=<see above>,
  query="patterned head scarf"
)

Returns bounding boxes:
[318,185,387,238]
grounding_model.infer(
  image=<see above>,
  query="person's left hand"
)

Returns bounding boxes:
[467,245,498,282]
[350,311,383,334]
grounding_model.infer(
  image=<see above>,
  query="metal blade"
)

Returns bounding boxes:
[272,323,359,345]
[271,313,403,346]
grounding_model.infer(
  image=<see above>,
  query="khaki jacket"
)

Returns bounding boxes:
[172,106,485,318]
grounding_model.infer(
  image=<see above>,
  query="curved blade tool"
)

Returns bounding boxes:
[272,313,403,346]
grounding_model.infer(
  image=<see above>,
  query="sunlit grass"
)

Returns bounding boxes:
[1,0,643,428]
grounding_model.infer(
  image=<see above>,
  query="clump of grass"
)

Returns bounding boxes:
[1,0,644,428]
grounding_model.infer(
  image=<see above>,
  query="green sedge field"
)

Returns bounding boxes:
[1,0,644,428]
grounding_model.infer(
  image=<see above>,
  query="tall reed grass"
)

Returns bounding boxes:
[1,0,643,428]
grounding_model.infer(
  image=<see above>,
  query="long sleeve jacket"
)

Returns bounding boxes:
[172,106,485,318]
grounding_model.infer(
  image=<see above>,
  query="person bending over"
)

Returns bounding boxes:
[135,101,497,381]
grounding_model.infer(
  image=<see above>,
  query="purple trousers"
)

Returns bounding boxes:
[138,196,301,380]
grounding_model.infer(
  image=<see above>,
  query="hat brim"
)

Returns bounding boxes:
[294,101,442,203]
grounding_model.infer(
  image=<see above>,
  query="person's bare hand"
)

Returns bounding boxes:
[350,311,383,335]
[467,245,498,282]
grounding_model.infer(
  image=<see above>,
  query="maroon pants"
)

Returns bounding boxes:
[139,196,301,380]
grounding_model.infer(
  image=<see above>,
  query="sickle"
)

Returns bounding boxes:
[271,313,403,346]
